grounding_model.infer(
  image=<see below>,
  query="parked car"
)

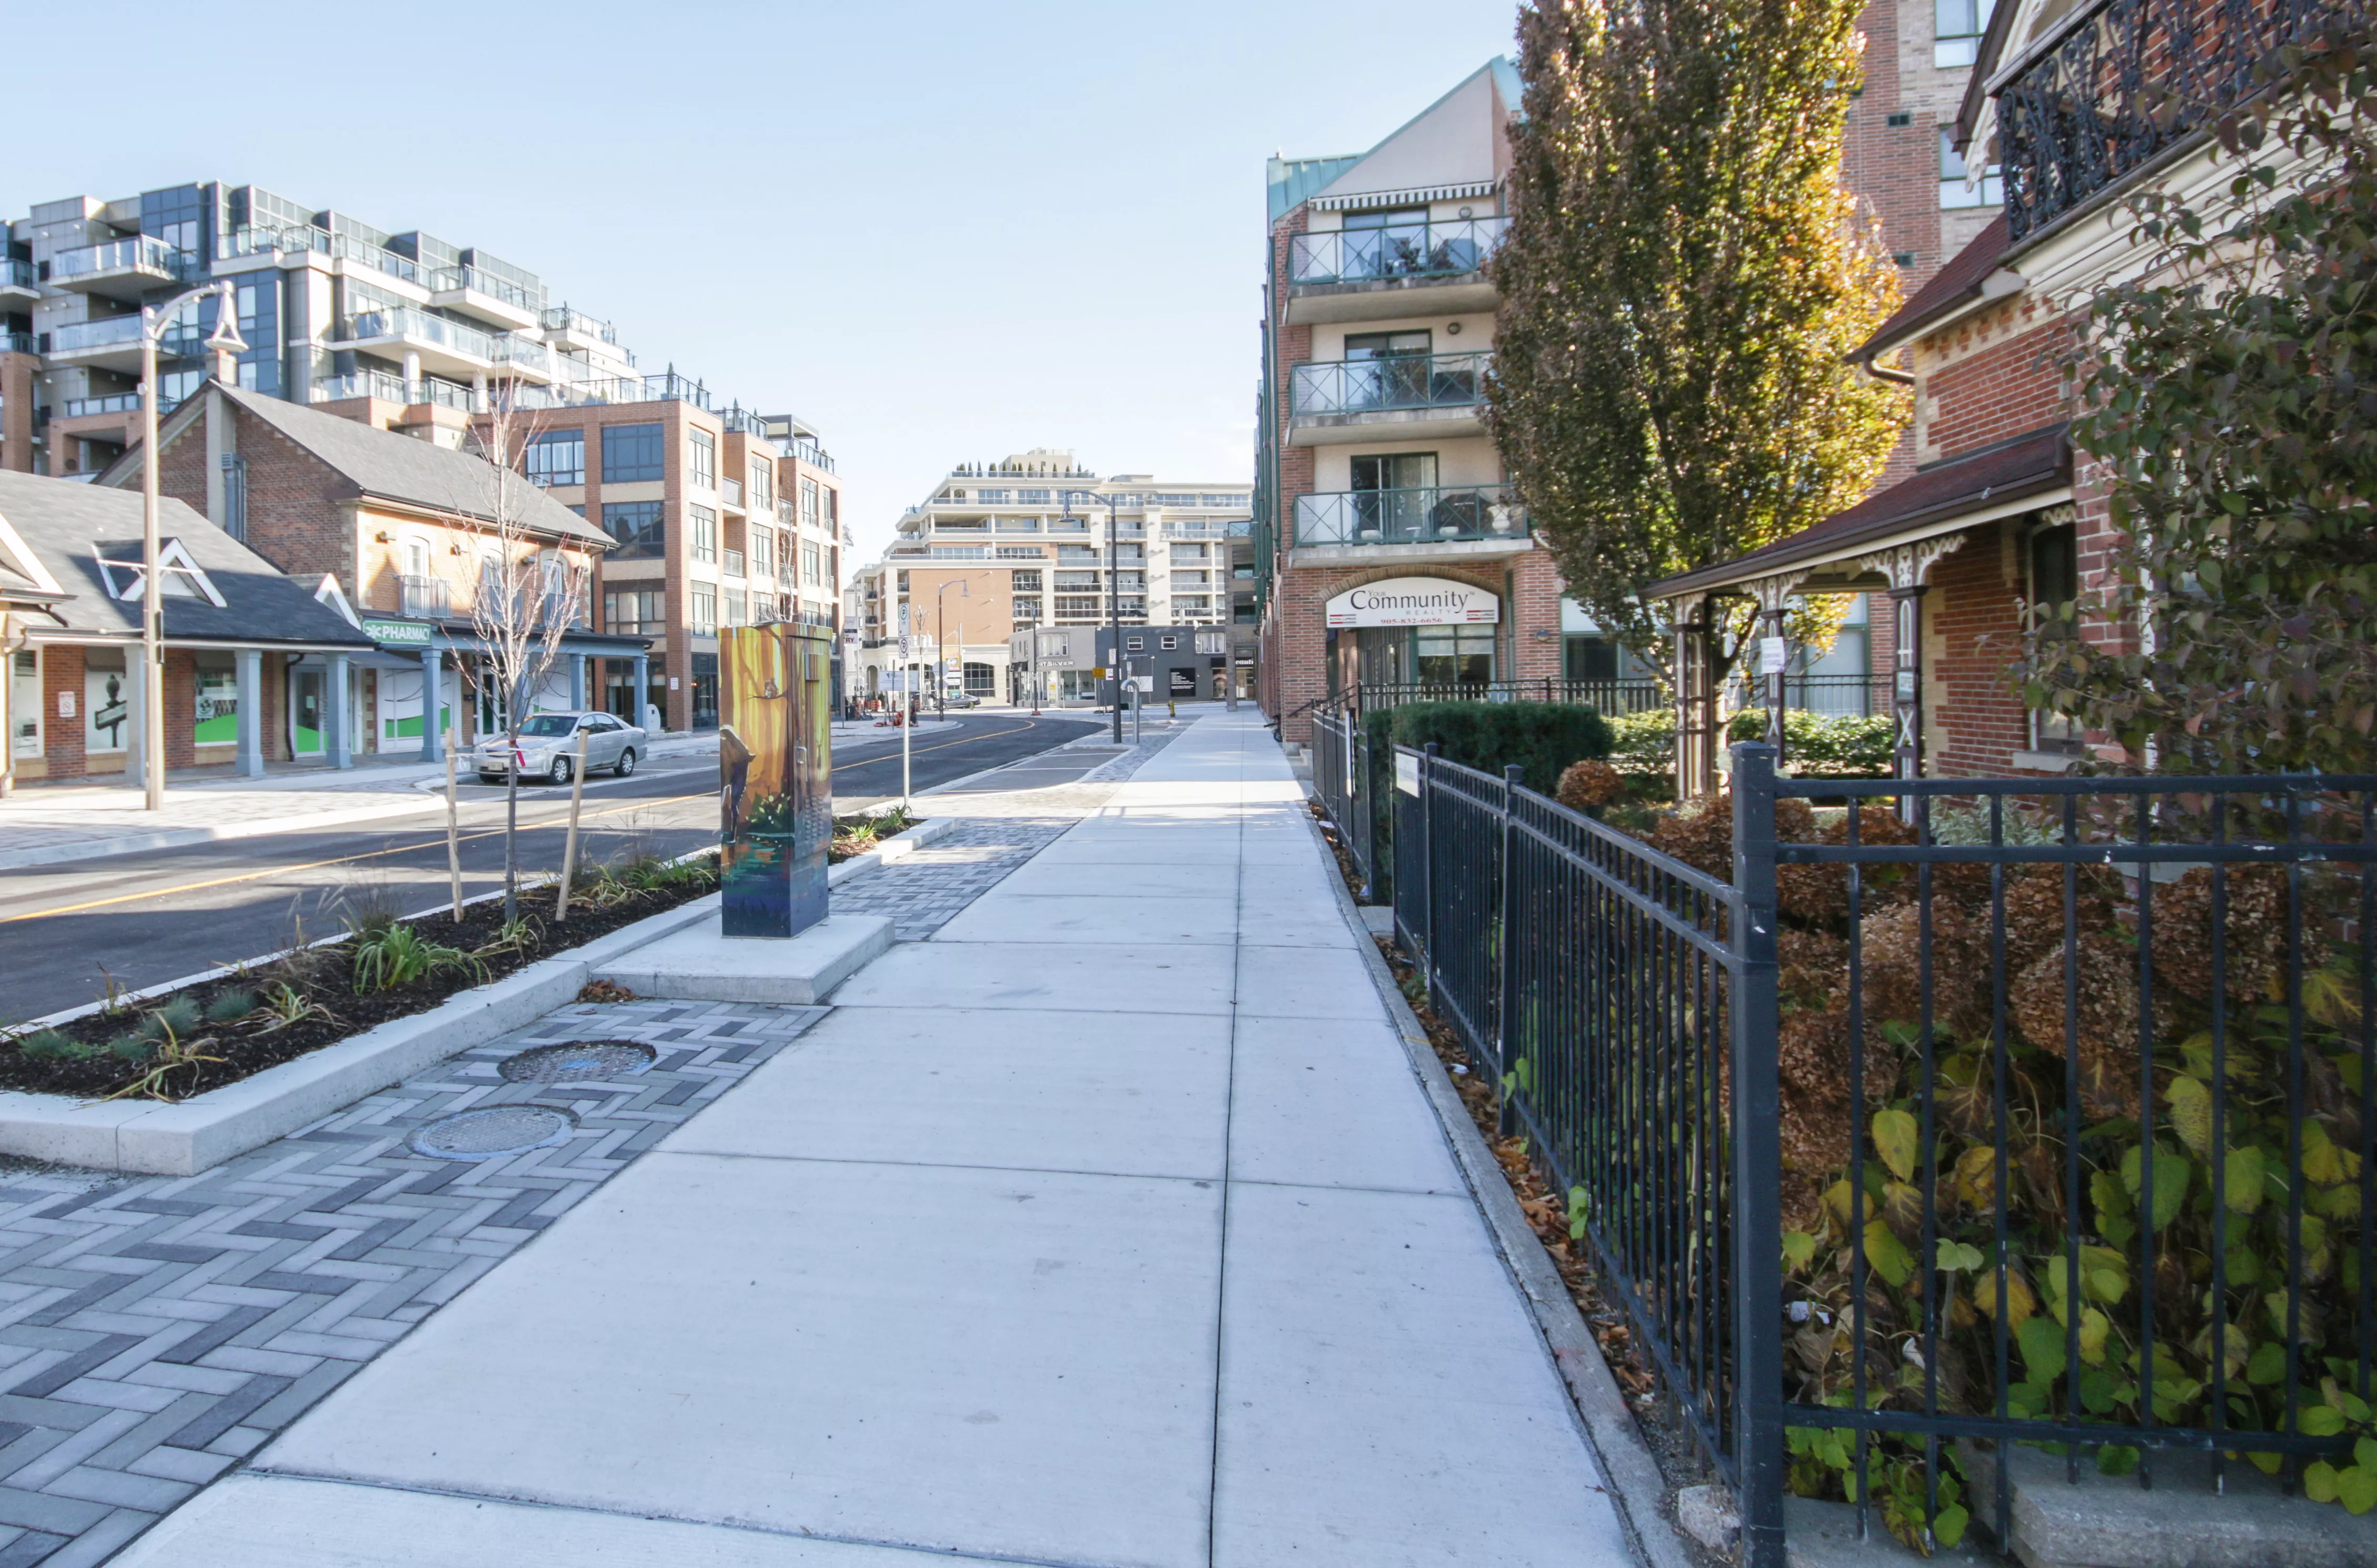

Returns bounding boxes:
[475,711,644,785]
[942,692,983,709]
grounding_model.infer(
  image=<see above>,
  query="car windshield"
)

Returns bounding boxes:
[516,716,577,738]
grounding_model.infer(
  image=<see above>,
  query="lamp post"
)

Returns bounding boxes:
[933,578,968,719]
[138,278,246,811]
[1057,489,1128,744]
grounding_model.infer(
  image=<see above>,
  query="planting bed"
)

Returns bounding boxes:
[0,862,721,1104]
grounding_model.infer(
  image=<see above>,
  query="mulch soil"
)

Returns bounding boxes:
[0,874,719,1104]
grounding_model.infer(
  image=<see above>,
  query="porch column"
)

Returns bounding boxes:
[327,652,352,770]
[1747,571,1810,772]
[236,649,264,777]
[420,647,444,763]
[1888,585,1925,786]
[1671,596,1719,801]
[569,652,587,711]
[631,654,651,731]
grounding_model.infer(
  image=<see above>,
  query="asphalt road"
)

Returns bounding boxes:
[0,711,1101,1024]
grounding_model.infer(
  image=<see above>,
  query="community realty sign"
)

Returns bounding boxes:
[1323,577,1500,629]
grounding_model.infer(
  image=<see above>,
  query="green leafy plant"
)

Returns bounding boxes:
[475,915,543,961]
[248,982,336,1035]
[137,996,204,1043]
[2301,1381,2377,1515]
[14,1029,100,1063]
[205,988,258,1024]
[2012,30,2377,774]
[96,1010,226,1103]
[351,924,485,995]
[1383,700,1614,794]
[1726,709,1895,777]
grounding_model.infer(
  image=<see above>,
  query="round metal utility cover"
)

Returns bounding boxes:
[498,1040,657,1084]
[407,1104,578,1162]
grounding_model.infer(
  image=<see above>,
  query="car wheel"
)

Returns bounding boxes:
[614,748,636,778]
[550,754,573,785]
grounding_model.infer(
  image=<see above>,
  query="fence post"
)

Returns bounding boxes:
[1360,721,1378,903]
[1729,742,1787,1568]
[1496,763,1524,1137]
[1421,743,1440,1007]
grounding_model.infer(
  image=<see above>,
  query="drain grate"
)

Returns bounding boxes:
[407,1104,578,1162]
[498,1040,658,1084]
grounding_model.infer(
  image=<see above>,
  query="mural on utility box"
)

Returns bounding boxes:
[718,622,832,938]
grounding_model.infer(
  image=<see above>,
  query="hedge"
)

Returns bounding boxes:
[1380,700,1613,794]
[1725,708,1895,776]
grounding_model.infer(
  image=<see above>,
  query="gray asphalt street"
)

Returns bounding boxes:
[0,711,1102,1023]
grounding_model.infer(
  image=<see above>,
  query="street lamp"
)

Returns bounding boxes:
[933,578,968,719]
[1056,489,1128,744]
[138,278,246,811]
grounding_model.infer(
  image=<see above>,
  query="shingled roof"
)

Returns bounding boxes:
[100,383,611,551]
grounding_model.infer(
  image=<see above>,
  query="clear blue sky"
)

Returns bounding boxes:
[8,0,1519,562]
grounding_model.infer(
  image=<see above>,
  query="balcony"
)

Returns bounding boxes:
[399,575,452,619]
[1286,351,1490,445]
[428,267,539,330]
[312,371,476,411]
[721,478,744,510]
[723,550,746,580]
[59,392,140,419]
[1292,485,1529,555]
[1285,217,1506,324]
[49,237,195,301]
[540,306,618,353]
[1,258,34,302]
[44,314,146,371]
[491,334,552,380]
[1996,0,2328,242]
[329,308,494,375]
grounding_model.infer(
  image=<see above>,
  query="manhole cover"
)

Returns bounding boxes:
[407,1105,578,1162]
[498,1040,657,1083]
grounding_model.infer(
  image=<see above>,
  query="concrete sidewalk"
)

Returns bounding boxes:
[113,709,1633,1567]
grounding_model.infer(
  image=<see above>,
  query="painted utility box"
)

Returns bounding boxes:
[718,623,832,938]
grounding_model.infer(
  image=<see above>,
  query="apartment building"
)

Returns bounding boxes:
[1,182,843,733]
[857,451,1251,703]
[1257,60,1574,743]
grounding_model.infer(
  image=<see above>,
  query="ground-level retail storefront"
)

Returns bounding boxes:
[346,615,658,762]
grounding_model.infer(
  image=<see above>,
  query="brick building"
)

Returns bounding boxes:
[1647,0,2331,792]
[1257,59,1585,744]
[0,468,374,785]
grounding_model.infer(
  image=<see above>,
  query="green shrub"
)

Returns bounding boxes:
[1726,708,1895,776]
[1384,701,1613,795]
[105,1033,155,1062]
[1606,707,1677,775]
[15,1029,94,1062]
[205,988,258,1024]
[137,996,205,1042]
[352,923,485,995]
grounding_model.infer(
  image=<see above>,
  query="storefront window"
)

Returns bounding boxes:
[1413,624,1495,685]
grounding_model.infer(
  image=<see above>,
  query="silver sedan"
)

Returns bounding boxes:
[474,711,645,785]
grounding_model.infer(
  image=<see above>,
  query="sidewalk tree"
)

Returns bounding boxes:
[2015,31,2377,775]
[466,391,588,923]
[1486,0,1907,677]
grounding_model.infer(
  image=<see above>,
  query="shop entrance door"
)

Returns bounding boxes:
[290,669,325,757]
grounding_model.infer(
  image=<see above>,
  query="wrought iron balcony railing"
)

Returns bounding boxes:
[1288,216,1507,286]
[399,575,451,619]
[1995,0,2329,241]
[1293,484,1527,546]
[1289,351,1490,418]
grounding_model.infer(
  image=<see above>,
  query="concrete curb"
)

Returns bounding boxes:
[0,893,720,1176]
[1297,793,1697,1568]
[825,815,958,889]
[591,912,894,1005]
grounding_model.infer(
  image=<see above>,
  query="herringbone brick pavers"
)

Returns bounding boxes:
[0,1000,821,1564]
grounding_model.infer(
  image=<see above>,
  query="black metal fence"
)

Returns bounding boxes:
[1391,742,2377,1566]
[1348,677,1668,718]
[1309,709,1379,896]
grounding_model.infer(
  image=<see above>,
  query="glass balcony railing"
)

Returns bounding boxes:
[790,437,835,473]
[52,236,193,284]
[723,550,746,579]
[311,371,475,409]
[1288,216,1507,286]
[1292,484,1527,547]
[47,315,146,353]
[492,334,549,372]
[3,258,34,289]
[335,308,495,361]
[60,393,140,418]
[540,306,618,344]
[1288,351,1490,418]
[430,266,537,311]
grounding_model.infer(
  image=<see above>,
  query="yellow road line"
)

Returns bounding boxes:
[832,721,1034,768]
[4,719,1055,924]
[0,792,712,925]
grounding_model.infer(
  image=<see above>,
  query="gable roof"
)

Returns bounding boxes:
[0,470,374,647]
[101,383,611,550]
[1855,213,2016,362]
[1277,58,1517,223]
